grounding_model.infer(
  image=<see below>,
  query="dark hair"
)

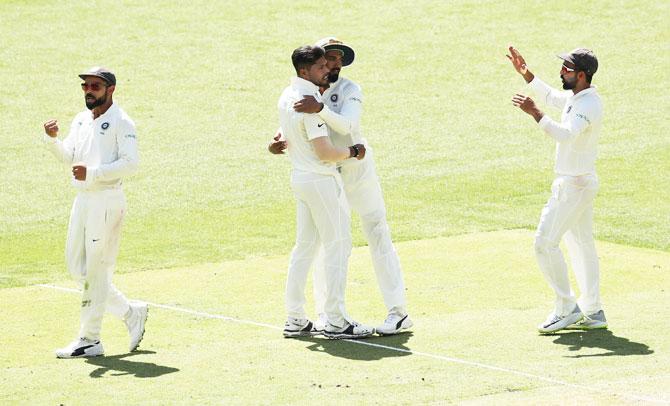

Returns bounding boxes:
[583,72,594,83]
[292,45,325,75]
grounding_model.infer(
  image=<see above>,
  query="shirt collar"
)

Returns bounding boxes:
[322,77,342,95]
[291,77,320,93]
[88,102,118,121]
[571,86,597,100]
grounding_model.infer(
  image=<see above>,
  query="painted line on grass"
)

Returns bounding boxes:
[35,284,280,330]
[36,283,668,404]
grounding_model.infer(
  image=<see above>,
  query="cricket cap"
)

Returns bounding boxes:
[315,37,355,66]
[78,67,116,86]
[557,48,598,75]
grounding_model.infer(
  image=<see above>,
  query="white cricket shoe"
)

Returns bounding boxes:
[55,338,104,359]
[538,304,583,334]
[567,310,608,330]
[125,301,149,352]
[323,320,374,339]
[283,317,319,338]
[376,313,413,335]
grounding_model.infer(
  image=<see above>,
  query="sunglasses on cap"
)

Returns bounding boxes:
[561,64,576,73]
[80,82,108,91]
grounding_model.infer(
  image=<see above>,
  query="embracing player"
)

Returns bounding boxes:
[270,38,412,335]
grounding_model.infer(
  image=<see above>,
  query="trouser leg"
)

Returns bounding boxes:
[312,247,327,316]
[66,195,87,286]
[563,185,601,315]
[296,175,352,326]
[286,198,321,320]
[534,176,597,316]
[103,193,131,319]
[342,155,406,315]
[77,192,129,340]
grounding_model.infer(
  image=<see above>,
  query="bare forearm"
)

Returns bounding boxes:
[315,144,350,162]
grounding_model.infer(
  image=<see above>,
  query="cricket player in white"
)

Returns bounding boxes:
[279,45,374,339]
[271,38,412,335]
[43,67,148,358]
[508,46,607,333]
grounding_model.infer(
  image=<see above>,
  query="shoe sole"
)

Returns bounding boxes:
[565,322,608,330]
[323,332,375,340]
[283,331,320,338]
[56,352,104,359]
[130,305,149,352]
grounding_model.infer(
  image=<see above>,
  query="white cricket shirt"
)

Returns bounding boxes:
[529,77,603,176]
[44,103,139,191]
[278,77,334,176]
[319,76,364,149]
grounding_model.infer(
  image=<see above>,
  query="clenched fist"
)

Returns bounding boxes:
[72,164,87,181]
[44,119,59,138]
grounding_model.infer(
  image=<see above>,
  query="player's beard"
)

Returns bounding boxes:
[328,69,340,83]
[85,93,107,110]
[561,75,577,90]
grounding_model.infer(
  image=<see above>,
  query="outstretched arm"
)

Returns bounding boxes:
[507,46,569,110]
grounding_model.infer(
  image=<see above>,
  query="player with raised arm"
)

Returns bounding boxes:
[508,46,606,333]
[43,67,148,358]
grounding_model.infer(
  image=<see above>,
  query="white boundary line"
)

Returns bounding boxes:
[36,283,668,404]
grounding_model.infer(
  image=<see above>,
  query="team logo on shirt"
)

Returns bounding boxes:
[330,94,338,102]
[101,122,109,130]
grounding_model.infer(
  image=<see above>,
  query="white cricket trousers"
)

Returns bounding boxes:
[313,148,407,316]
[286,170,352,326]
[534,174,601,317]
[66,189,131,341]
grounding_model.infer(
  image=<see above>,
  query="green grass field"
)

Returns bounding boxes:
[1,0,668,404]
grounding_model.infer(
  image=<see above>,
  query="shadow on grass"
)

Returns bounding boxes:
[549,330,654,358]
[86,350,180,378]
[297,332,413,360]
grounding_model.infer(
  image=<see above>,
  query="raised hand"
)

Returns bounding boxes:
[506,46,528,75]
[44,119,59,138]
[512,93,544,122]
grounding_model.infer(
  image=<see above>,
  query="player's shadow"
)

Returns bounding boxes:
[86,350,180,378]
[549,330,653,358]
[298,332,413,361]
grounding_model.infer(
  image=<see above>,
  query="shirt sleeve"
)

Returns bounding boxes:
[303,113,329,140]
[88,118,139,183]
[529,76,570,110]
[43,117,77,165]
[317,87,363,136]
[538,103,593,143]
